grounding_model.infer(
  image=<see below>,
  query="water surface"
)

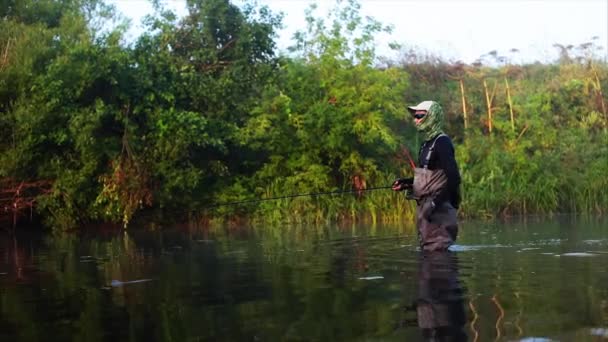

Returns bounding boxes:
[1,216,607,341]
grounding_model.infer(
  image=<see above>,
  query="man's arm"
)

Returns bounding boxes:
[434,136,461,208]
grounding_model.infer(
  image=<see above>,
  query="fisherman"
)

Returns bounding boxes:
[392,101,461,252]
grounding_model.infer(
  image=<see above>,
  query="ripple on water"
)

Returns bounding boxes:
[528,239,563,246]
[589,328,608,337]
[583,239,606,244]
[555,252,598,257]
[110,279,153,287]
[448,244,511,252]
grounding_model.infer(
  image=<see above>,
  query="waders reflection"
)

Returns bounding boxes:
[416,251,467,341]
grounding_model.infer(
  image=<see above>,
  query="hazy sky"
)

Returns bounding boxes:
[110,0,608,64]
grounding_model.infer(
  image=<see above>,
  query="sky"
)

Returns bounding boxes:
[109,0,608,64]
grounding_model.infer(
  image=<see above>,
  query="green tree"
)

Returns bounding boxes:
[233,0,410,223]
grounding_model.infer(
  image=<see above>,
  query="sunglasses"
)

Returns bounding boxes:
[413,113,426,119]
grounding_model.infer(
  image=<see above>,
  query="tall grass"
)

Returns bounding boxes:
[209,129,607,226]
[211,173,418,227]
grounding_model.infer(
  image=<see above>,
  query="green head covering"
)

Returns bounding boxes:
[407,100,445,141]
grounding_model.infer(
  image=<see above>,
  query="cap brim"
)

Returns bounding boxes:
[407,106,426,114]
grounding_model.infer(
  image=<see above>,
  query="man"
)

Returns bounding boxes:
[392,100,461,252]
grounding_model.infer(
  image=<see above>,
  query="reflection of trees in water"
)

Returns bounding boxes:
[3,222,608,340]
[0,229,458,340]
[1,233,28,281]
[469,297,480,342]
[0,231,161,340]
[0,232,51,284]
[468,282,521,341]
[457,217,608,341]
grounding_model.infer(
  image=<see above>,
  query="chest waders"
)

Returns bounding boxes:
[411,134,458,252]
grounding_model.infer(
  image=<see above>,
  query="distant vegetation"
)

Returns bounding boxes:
[1,0,606,229]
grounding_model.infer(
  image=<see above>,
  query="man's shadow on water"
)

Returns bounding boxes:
[402,251,468,341]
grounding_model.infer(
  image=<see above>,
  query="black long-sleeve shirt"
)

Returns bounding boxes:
[418,135,461,208]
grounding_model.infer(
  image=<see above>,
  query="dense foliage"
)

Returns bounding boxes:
[1,0,606,229]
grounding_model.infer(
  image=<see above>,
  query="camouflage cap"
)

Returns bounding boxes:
[407,100,434,114]
[409,100,445,141]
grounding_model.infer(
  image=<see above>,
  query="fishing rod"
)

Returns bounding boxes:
[401,145,417,170]
[208,185,393,208]
[207,146,416,209]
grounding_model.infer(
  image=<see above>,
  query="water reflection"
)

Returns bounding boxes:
[416,251,467,341]
[0,231,40,283]
[1,217,608,341]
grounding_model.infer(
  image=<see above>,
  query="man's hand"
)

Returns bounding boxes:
[392,177,413,191]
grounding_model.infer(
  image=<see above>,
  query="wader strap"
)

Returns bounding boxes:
[423,133,447,169]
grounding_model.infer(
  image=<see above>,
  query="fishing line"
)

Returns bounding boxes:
[208,185,393,208]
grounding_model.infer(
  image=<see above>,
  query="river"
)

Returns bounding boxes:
[1,215,607,341]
